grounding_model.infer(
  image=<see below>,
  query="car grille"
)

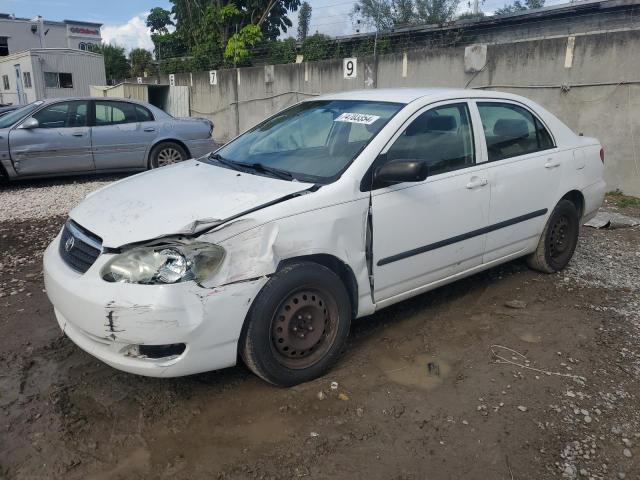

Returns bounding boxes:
[58,220,103,273]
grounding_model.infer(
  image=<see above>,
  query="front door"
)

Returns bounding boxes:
[9,100,93,176]
[371,101,490,303]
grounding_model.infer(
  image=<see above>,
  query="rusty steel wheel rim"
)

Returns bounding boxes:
[549,214,570,259]
[270,288,339,369]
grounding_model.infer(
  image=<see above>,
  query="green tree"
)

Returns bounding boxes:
[225,24,263,65]
[458,11,485,20]
[129,48,153,77]
[150,0,302,70]
[146,7,174,34]
[494,0,544,15]
[351,0,460,30]
[90,43,130,84]
[297,2,312,41]
[268,37,297,64]
[301,33,332,61]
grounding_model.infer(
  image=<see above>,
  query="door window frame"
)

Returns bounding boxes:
[361,99,487,192]
[89,100,145,127]
[26,100,89,129]
[469,99,557,164]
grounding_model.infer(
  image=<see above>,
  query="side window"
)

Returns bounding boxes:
[33,101,88,128]
[477,102,555,161]
[23,72,32,88]
[135,105,154,122]
[386,103,475,176]
[95,101,138,126]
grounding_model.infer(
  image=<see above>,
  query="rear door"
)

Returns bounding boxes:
[473,100,563,263]
[9,100,93,176]
[371,101,490,303]
[90,100,156,170]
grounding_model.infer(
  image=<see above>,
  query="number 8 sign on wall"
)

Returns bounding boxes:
[343,58,357,79]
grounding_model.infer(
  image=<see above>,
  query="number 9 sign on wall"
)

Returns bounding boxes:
[343,58,357,79]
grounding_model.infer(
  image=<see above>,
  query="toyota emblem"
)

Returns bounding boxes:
[64,236,75,252]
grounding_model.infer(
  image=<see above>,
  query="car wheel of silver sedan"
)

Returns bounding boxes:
[149,142,188,169]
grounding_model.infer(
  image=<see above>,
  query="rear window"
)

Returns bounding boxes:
[135,105,154,122]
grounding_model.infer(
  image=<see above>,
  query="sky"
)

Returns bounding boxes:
[0,0,567,52]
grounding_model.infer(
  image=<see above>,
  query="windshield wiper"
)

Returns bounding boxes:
[208,152,244,172]
[237,162,295,181]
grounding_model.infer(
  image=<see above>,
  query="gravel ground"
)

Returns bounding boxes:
[0,176,126,222]
[0,181,639,479]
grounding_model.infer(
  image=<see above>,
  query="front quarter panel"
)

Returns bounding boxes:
[200,194,374,317]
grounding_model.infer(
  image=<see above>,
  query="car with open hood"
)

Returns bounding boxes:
[42,88,606,386]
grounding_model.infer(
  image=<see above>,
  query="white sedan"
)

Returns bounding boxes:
[43,88,605,386]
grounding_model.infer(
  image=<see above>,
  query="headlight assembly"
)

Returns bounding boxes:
[101,242,225,285]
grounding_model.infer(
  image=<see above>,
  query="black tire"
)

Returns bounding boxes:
[240,262,352,387]
[526,199,580,273]
[149,142,188,169]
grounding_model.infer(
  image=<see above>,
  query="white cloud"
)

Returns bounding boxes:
[101,13,154,52]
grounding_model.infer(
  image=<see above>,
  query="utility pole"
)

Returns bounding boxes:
[473,0,480,15]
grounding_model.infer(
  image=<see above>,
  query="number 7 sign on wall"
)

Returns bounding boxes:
[343,58,357,79]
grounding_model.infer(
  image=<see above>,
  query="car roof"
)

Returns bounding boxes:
[313,88,529,105]
[34,97,171,119]
[39,96,150,107]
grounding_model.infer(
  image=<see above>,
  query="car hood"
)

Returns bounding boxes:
[69,160,314,248]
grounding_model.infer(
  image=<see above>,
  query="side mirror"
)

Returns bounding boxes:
[374,159,429,184]
[20,117,39,129]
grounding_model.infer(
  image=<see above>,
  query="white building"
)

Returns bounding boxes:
[0,49,106,105]
[0,14,102,55]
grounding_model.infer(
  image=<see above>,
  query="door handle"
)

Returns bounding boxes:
[544,159,561,169]
[143,127,156,132]
[71,131,84,137]
[465,177,488,189]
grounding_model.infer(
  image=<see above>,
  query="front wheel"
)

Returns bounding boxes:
[527,199,580,273]
[240,262,352,387]
[149,142,187,169]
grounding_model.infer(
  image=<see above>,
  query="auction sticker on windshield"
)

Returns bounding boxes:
[334,112,380,125]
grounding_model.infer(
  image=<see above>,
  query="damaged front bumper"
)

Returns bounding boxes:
[43,233,267,377]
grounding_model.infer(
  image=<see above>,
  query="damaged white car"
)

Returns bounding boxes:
[43,88,605,386]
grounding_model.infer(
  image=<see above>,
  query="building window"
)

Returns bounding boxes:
[2,75,9,90]
[59,73,73,88]
[79,42,86,51]
[23,72,32,89]
[0,37,8,56]
[44,72,58,88]
[44,72,74,89]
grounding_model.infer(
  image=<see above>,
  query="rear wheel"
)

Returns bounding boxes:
[527,199,580,273]
[240,262,351,386]
[149,142,187,169]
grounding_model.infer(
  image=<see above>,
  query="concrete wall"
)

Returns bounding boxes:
[158,29,640,195]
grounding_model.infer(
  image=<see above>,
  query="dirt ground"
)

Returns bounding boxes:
[1,195,639,480]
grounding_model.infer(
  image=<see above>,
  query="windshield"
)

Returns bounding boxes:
[0,102,43,129]
[212,100,403,182]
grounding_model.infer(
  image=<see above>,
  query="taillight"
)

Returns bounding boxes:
[600,148,605,164]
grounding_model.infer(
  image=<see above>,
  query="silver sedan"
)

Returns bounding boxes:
[0,97,216,180]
